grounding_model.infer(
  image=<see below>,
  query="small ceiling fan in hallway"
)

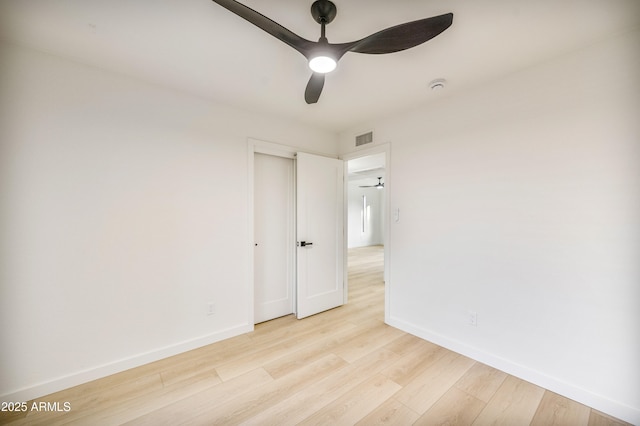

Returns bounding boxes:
[359,177,384,189]
[210,0,453,104]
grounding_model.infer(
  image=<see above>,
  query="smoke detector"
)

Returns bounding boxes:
[429,78,447,90]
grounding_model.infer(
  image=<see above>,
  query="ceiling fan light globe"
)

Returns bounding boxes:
[309,56,337,73]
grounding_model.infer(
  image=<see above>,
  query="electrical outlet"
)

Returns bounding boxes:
[468,310,478,327]
[207,303,216,316]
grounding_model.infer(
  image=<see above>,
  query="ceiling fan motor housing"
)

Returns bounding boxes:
[311,0,337,24]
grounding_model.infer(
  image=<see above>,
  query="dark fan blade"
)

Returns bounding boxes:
[304,73,325,104]
[332,13,453,56]
[211,0,315,57]
[360,177,384,188]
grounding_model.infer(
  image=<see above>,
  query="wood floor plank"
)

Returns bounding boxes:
[19,373,164,426]
[122,368,274,426]
[337,303,385,325]
[471,375,545,426]
[332,321,405,363]
[297,374,402,425]
[187,354,348,425]
[251,314,331,344]
[215,316,358,381]
[415,387,486,426]
[530,391,591,426]
[588,410,634,426]
[0,407,29,424]
[262,320,378,380]
[74,371,222,425]
[159,358,222,388]
[355,398,421,426]
[394,351,476,414]
[244,347,401,425]
[380,339,447,387]
[382,333,433,357]
[454,362,508,403]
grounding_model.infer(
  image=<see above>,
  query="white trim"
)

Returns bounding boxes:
[248,138,310,321]
[247,140,256,326]
[1,322,252,402]
[251,139,297,159]
[248,138,297,322]
[290,158,297,316]
[387,315,640,425]
[249,137,338,159]
[341,143,391,323]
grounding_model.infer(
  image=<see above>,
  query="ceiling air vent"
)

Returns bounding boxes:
[355,131,373,147]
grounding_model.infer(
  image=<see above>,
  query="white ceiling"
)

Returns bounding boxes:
[347,152,385,184]
[348,152,385,174]
[1,0,639,133]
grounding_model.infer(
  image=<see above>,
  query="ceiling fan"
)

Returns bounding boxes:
[360,177,384,189]
[210,0,453,104]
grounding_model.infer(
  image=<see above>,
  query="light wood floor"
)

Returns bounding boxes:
[1,245,630,425]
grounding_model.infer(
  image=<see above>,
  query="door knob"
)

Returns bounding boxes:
[299,241,313,247]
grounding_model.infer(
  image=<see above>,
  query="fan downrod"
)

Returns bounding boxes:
[311,0,337,24]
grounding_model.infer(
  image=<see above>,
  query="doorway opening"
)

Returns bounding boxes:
[345,152,387,318]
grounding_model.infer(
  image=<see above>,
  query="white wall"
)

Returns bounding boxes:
[347,182,384,248]
[0,42,338,400]
[339,30,640,424]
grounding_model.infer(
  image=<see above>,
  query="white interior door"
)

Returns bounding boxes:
[254,153,295,323]
[296,152,344,319]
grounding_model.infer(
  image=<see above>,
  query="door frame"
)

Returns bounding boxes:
[340,143,391,323]
[248,138,389,325]
[248,139,297,325]
[247,138,342,325]
[253,151,296,323]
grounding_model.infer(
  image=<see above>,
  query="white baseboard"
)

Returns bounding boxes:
[1,322,253,402]
[387,315,640,425]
